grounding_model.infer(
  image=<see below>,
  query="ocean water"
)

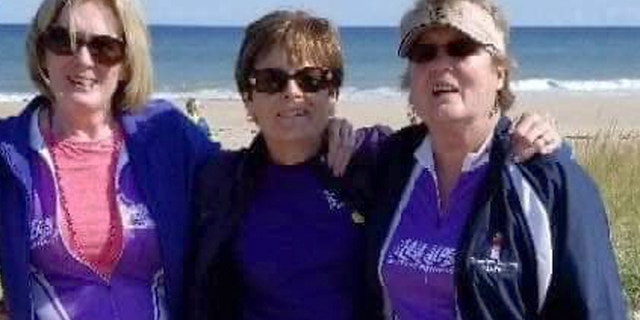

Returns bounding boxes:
[1,25,640,102]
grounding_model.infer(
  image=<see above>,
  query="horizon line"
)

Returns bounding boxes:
[1,22,640,28]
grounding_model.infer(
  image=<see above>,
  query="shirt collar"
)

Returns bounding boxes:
[414,132,493,173]
[28,106,130,171]
[29,106,46,152]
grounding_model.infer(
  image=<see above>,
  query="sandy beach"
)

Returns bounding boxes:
[1,91,638,149]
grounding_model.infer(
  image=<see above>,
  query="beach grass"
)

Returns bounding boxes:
[572,129,640,316]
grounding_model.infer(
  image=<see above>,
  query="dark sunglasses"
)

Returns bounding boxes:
[407,38,485,64]
[249,67,336,94]
[40,26,126,66]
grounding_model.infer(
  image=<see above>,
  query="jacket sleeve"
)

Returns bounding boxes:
[540,157,628,319]
[186,150,242,319]
[180,112,220,170]
[178,108,221,222]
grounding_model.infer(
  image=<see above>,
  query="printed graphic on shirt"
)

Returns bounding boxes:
[469,233,519,275]
[323,189,345,211]
[118,194,154,229]
[117,164,155,229]
[30,160,61,250]
[30,214,58,249]
[386,238,456,275]
[323,188,365,225]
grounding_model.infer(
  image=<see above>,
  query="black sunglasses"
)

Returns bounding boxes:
[40,26,126,66]
[249,67,336,94]
[406,38,484,64]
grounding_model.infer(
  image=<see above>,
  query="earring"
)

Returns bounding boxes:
[489,98,500,118]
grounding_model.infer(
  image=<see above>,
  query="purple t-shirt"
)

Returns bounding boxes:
[381,136,491,320]
[234,162,365,320]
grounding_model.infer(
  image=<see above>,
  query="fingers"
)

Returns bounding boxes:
[512,147,536,164]
[327,118,340,170]
[533,127,561,155]
[511,112,544,161]
[327,118,355,176]
[538,113,561,154]
[511,112,562,162]
[512,112,544,141]
[332,121,355,177]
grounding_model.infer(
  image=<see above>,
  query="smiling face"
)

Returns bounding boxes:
[408,26,505,131]
[44,0,124,116]
[246,46,336,152]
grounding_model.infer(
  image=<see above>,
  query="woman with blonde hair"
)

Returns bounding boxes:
[0,0,218,318]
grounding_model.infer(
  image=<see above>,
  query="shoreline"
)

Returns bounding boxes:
[2,91,639,149]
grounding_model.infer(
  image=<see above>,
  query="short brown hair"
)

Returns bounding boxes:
[235,10,344,101]
[26,0,153,112]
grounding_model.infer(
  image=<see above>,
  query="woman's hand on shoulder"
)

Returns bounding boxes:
[327,117,356,177]
[510,112,562,162]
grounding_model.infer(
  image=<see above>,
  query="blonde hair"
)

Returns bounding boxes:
[26,0,153,113]
[235,10,344,101]
[400,0,515,111]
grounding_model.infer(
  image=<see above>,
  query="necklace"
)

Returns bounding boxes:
[43,110,124,281]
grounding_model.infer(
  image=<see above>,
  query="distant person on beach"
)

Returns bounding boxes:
[362,0,628,319]
[0,0,218,318]
[186,9,564,320]
[186,97,213,138]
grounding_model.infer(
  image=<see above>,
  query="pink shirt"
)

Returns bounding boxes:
[46,129,124,279]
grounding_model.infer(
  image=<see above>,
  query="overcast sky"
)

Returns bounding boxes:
[2,0,640,26]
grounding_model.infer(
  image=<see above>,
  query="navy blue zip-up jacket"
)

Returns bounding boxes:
[355,118,627,319]
[0,96,219,319]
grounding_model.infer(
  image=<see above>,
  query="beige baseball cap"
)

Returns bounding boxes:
[398,0,506,58]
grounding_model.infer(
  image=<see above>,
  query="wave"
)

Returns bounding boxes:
[0,92,37,103]
[2,78,640,103]
[153,89,240,101]
[512,78,640,92]
[153,87,407,101]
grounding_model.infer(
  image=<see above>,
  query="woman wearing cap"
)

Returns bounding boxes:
[364,0,627,319]
[0,0,218,318]
[187,9,565,320]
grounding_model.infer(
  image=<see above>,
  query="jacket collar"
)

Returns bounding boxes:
[404,118,513,167]
[490,116,514,166]
[244,133,330,173]
[238,133,342,202]
[0,96,48,151]
[0,96,51,191]
[2,95,160,149]
[414,132,493,174]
